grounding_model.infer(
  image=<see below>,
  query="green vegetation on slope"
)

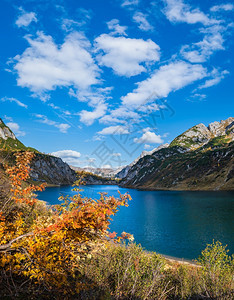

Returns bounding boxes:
[203,135,232,148]
[0,119,38,152]
[169,126,201,148]
[122,140,234,190]
[0,137,27,150]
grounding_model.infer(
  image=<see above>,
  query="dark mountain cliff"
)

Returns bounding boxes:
[0,118,76,185]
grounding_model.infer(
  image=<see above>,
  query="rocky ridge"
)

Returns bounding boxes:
[116,143,169,179]
[0,119,16,140]
[30,154,76,185]
[0,118,76,185]
[170,117,234,150]
[120,117,234,191]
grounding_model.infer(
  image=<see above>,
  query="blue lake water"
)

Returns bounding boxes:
[37,185,234,260]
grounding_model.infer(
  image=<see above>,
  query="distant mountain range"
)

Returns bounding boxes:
[118,117,234,191]
[1,117,233,190]
[70,166,120,178]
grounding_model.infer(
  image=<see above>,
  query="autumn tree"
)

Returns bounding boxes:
[0,151,131,296]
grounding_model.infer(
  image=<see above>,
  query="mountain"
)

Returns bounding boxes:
[170,117,234,149]
[120,117,234,191]
[72,170,118,185]
[0,118,76,185]
[70,166,119,178]
[0,119,35,151]
[116,144,169,179]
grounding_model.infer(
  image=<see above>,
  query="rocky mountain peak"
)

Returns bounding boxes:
[208,117,234,137]
[170,117,234,150]
[0,119,16,141]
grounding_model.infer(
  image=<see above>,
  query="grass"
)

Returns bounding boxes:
[81,241,234,299]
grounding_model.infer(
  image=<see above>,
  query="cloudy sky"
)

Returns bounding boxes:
[1,0,234,168]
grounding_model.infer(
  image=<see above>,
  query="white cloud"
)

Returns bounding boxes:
[133,12,153,31]
[121,0,139,7]
[134,130,163,144]
[35,114,70,133]
[1,97,27,108]
[107,19,127,36]
[187,93,207,102]
[48,103,60,110]
[4,116,13,122]
[99,106,140,125]
[61,8,92,31]
[112,107,140,119]
[13,31,100,96]
[86,157,96,163]
[57,123,71,133]
[198,69,229,89]
[16,8,37,28]
[99,115,125,125]
[102,164,112,169]
[163,0,217,25]
[95,34,160,77]
[210,4,234,12]
[98,125,129,135]
[70,87,112,125]
[80,102,108,125]
[112,152,121,157]
[70,86,113,104]
[137,103,160,113]
[51,150,81,166]
[61,19,82,32]
[47,103,73,117]
[181,25,225,63]
[6,122,25,137]
[122,61,207,106]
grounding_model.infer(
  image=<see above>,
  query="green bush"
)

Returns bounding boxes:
[83,243,169,299]
[82,241,234,300]
[197,240,234,299]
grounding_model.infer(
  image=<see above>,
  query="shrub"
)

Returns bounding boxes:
[83,243,169,300]
[197,240,234,299]
[0,151,131,297]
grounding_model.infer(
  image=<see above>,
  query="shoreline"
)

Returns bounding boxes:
[43,183,234,192]
[160,253,199,267]
[119,184,234,192]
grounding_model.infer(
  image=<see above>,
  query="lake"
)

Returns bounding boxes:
[37,185,234,260]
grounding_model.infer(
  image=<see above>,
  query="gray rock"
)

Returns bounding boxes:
[0,119,16,140]
[30,154,76,185]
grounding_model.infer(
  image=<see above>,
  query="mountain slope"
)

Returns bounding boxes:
[116,144,169,179]
[170,117,234,150]
[120,118,234,191]
[0,119,36,151]
[0,118,76,185]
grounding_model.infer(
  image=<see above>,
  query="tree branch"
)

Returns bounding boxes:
[0,232,33,252]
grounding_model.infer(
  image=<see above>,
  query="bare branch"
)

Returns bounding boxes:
[0,232,33,252]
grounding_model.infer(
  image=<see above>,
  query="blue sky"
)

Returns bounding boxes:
[0,0,234,168]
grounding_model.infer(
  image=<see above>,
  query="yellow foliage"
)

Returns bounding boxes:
[0,151,131,294]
